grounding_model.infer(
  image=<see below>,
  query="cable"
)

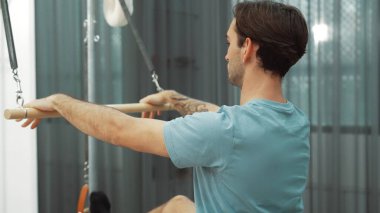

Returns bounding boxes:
[117,0,164,92]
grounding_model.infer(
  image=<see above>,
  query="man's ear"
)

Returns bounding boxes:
[242,38,259,63]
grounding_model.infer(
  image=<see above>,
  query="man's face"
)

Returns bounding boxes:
[225,19,245,88]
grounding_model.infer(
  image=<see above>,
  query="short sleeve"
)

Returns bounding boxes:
[163,107,234,169]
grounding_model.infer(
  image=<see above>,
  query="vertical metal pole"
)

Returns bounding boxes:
[87,0,97,192]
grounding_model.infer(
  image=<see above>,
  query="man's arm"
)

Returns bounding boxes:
[23,94,169,157]
[140,90,220,116]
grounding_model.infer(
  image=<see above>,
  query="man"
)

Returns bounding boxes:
[21,1,310,212]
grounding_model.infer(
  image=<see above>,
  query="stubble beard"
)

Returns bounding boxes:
[227,59,245,88]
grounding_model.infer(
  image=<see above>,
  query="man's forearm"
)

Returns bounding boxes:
[48,94,168,157]
[166,91,220,115]
[50,94,131,146]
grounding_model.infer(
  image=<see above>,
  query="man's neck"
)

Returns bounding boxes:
[240,67,286,105]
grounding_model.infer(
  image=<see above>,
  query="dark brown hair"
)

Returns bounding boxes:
[234,1,308,77]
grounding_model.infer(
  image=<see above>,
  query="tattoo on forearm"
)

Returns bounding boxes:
[170,95,209,115]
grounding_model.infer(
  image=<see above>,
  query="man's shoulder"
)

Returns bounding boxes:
[166,108,235,132]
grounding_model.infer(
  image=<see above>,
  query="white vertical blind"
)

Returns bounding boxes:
[0,0,37,212]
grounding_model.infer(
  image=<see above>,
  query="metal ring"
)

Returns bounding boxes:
[12,69,18,75]
[23,108,28,119]
[16,95,24,107]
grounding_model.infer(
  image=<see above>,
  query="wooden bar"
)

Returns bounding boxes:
[3,103,173,120]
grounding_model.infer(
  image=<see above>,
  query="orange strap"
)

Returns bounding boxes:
[77,184,89,213]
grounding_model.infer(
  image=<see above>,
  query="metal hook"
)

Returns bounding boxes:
[151,72,163,92]
[16,93,24,107]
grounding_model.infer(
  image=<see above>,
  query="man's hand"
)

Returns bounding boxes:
[139,90,175,118]
[18,95,57,129]
[140,90,220,117]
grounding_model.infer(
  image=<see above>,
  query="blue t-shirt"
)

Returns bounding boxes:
[164,99,310,213]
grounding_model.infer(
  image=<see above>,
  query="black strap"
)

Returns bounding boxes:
[118,0,154,73]
[1,0,18,70]
[117,0,163,92]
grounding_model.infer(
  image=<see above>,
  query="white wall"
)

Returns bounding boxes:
[0,0,37,212]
